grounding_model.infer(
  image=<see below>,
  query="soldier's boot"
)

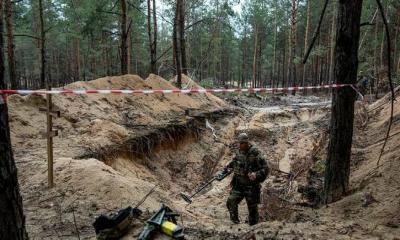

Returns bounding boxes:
[248,204,259,226]
[227,198,240,224]
[229,211,240,224]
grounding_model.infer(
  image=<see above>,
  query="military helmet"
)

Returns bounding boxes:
[237,133,250,143]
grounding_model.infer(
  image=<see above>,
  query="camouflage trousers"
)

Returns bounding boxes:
[226,185,261,226]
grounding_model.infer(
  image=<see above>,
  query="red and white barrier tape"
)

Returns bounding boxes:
[0,84,351,96]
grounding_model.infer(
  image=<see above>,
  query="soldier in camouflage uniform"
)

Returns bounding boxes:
[225,133,268,225]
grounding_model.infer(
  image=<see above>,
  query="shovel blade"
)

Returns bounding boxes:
[179,193,193,204]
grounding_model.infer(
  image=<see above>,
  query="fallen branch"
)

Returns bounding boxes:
[376,0,395,167]
[72,208,80,240]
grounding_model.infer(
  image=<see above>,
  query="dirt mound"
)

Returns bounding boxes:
[170,74,203,89]
[145,73,176,89]
[8,74,233,239]
[170,74,226,108]
[67,75,150,90]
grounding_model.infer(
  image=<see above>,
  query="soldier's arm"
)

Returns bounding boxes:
[255,153,269,182]
[225,156,236,170]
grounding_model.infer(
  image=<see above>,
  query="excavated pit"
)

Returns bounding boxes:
[8,73,342,239]
[73,108,243,196]
[92,100,333,235]
[55,97,333,239]
[8,74,400,239]
[7,71,400,240]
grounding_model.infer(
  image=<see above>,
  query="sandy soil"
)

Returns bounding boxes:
[8,76,400,239]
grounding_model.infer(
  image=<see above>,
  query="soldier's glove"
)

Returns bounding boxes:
[215,168,231,181]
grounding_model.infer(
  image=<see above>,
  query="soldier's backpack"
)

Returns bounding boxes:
[93,207,142,240]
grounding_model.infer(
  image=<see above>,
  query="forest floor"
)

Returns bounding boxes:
[8,75,400,239]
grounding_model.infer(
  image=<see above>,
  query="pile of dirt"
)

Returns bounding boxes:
[170,74,203,89]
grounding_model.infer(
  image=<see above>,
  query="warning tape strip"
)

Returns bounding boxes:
[0,84,351,96]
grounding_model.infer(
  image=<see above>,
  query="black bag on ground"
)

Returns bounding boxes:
[93,207,142,240]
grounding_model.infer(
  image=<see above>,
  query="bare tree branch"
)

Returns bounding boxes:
[12,34,41,40]
[360,22,376,27]
[96,10,120,15]
[359,8,379,51]
[155,18,208,63]
[302,0,329,64]
[376,0,395,167]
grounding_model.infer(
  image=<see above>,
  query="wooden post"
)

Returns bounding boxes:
[40,89,59,188]
[46,86,53,188]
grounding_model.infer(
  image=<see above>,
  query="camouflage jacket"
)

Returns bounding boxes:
[227,146,268,187]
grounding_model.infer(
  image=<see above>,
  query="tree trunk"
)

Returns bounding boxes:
[287,27,292,88]
[398,54,400,74]
[127,28,131,74]
[5,0,17,89]
[329,2,337,84]
[252,25,258,88]
[120,0,128,75]
[374,12,380,98]
[152,0,157,74]
[393,6,400,75]
[0,1,28,237]
[379,1,389,92]
[179,0,187,75]
[282,31,287,88]
[147,0,157,74]
[288,0,298,92]
[147,0,153,73]
[324,0,363,204]
[257,35,263,87]
[272,9,278,88]
[74,38,80,81]
[302,0,311,87]
[241,25,247,87]
[39,0,46,88]
[173,0,182,88]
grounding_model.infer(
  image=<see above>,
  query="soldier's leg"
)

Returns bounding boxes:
[226,190,244,223]
[245,187,261,226]
[246,203,259,226]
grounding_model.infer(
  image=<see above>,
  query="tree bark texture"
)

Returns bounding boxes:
[5,0,17,89]
[0,1,28,237]
[147,0,157,74]
[180,0,187,75]
[324,0,363,204]
[39,0,46,88]
[173,0,182,88]
[120,0,128,75]
[288,0,298,90]
[303,0,311,87]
